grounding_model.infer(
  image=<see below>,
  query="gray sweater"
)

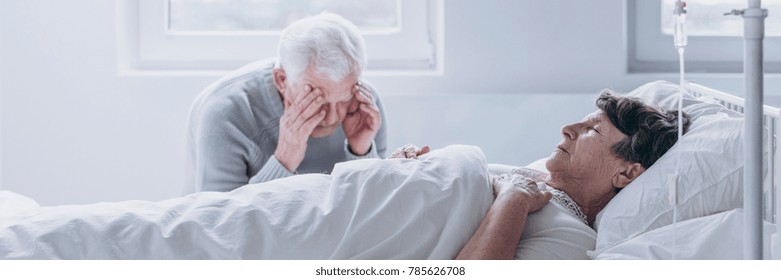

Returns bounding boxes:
[184,59,388,193]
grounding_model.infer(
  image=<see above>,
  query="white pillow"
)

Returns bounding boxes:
[0,191,39,216]
[591,80,747,255]
[623,80,742,121]
[487,158,548,179]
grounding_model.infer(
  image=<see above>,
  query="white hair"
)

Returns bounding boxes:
[275,12,367,85]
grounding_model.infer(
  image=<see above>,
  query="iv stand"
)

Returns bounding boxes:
[726,0,768,260]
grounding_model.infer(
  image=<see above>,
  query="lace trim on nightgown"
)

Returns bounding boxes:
[499,168,588,225]
[545,186,588,225]
[504,168,589,225]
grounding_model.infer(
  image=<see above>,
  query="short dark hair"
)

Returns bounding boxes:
[596,89,691,169]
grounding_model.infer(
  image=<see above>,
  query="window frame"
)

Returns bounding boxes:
[626,0,781,73]
[117,0,444,76]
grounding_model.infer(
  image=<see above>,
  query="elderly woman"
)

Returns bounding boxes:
[398,90,691,260]
[462,90,690,259]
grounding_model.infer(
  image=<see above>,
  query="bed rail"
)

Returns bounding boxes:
[686,82,780,259]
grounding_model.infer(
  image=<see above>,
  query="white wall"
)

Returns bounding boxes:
[1,0,779,205]
[0,0,206,204]
[0,0,3,191]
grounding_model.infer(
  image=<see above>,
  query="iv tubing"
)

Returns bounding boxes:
[672,0,687,260]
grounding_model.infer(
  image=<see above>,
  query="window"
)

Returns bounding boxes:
[117,0,444,75]
[627,0,781,73]
[660,0,781,37]
[168,0,400,35]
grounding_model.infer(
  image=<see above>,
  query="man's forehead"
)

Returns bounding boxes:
[305,66,358,85]
[303,75,356,100]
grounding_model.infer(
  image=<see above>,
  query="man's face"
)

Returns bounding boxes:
[285,65,359,138]
[545,110,628,199]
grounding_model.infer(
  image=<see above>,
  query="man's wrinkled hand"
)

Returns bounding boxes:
[390,144,431,159]
[276,85,326,172]
[343,82,381,156]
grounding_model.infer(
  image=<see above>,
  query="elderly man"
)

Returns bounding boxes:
[185,13,387,193]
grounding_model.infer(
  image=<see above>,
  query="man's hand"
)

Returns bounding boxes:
[275,85,326,172]
[389,144,431,159]
[342,82,381,156]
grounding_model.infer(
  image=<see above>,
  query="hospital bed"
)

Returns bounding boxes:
[0,81,779,259]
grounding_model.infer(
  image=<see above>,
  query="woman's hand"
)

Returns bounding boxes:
[389,144,431,159]
[493,174,552,213]
[457,173,553,260]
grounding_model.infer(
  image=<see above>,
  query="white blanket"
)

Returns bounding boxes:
[0,145,492,259]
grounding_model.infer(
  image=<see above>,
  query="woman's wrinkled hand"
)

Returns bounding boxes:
[492,173,552,213]
[389,144,431,159]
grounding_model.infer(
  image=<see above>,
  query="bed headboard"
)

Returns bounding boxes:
[685,82,780,259]
[686,82,779,224]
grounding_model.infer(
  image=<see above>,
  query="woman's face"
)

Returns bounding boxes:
[545,110,628,207]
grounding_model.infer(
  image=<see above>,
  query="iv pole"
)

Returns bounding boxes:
[744,0,767,260]
[727,0,768,260]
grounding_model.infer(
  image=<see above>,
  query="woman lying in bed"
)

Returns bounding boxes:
[0,90,690,260]
[396,90,691,259]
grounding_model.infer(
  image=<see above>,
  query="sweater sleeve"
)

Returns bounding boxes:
[372,87,388,158]
[344,139,378,160]
[189,96,257,193]
[248,155,295,184]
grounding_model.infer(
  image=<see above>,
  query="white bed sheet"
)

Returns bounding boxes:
[0,145,493,259]
[591,209,747,259]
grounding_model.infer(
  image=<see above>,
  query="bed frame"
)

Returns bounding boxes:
[686,82,780,259]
